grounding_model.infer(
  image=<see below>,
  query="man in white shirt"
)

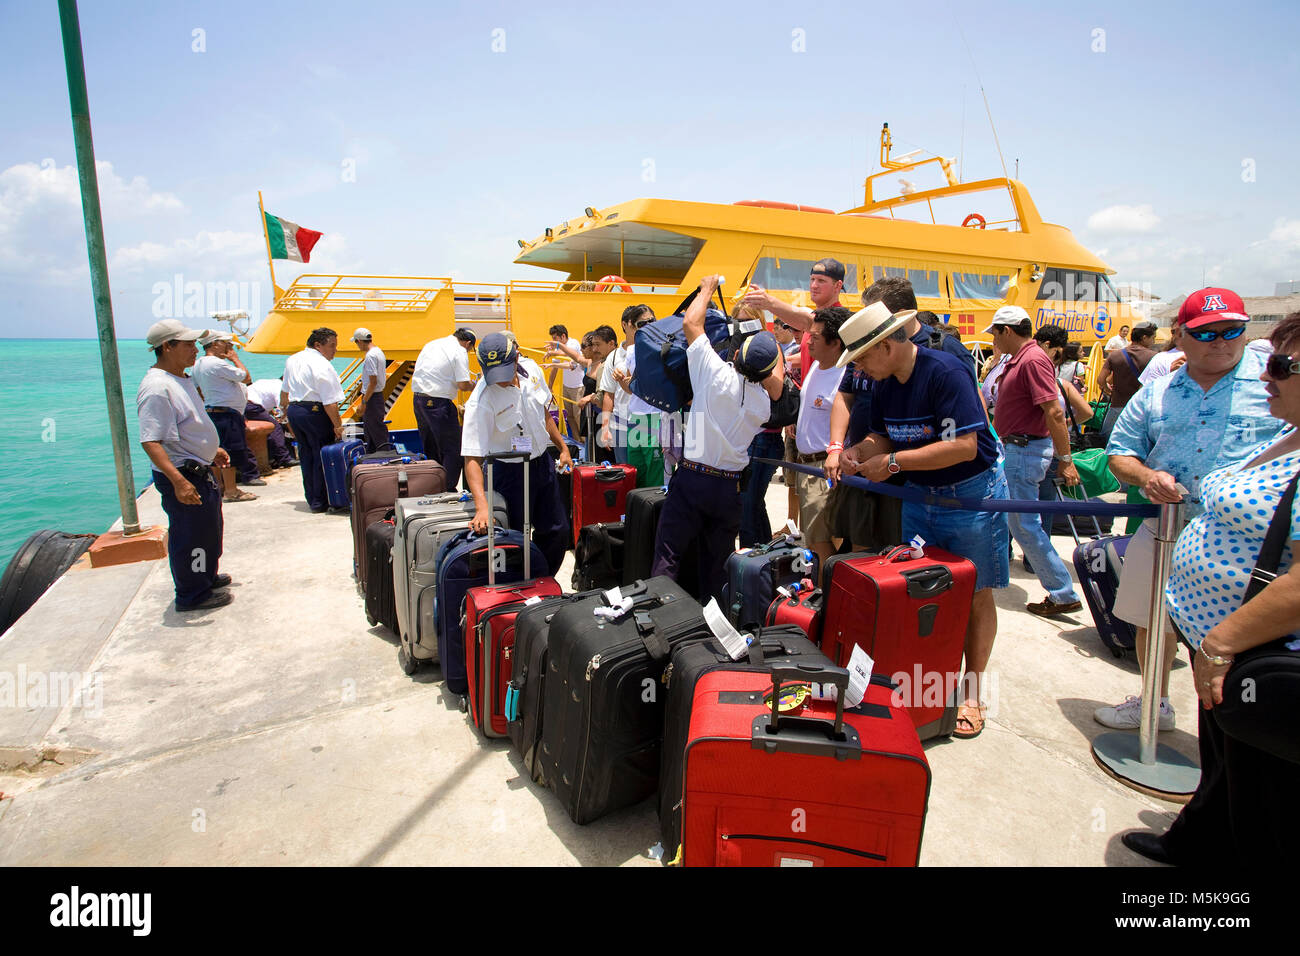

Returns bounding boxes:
[192,330,262,495]
[1105,325,1131,352]
[244,377,296,468]
[463,333,574,573]
[137,319,233,612]
[793,306,850,565]
[651,275,787,602]
[547,324,586,441]
[281,327,346,513]
[602,305,664,486]
[1139,344,1186,385]
[351,327,390,453]
[597,306,641,466]
[411,328,475,488]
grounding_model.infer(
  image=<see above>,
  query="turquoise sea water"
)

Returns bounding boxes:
[0,339,351,572]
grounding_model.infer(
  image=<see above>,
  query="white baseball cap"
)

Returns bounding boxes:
[198,329,234,347]
[351,327,373,342]
[982,305,1031,334]
[145,319,203,348]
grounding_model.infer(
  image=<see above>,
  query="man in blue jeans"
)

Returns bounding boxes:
[838,301,1010,740]
[986,306,1082,616]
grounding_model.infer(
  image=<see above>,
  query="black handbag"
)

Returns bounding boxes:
[1213,467,1300,764]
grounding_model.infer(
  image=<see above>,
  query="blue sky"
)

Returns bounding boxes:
[2,0,1298,337]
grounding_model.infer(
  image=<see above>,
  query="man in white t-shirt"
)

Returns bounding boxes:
[601,305,664,486]
[281,327,346,513]
[1139,344,1186,385]
[137,319,233,612]
[411,328,475,488]
[351,327,390,453]
[792,306,850,565]
[463,333,573,573]
[650,276,787,602]
[1105,325,1131,352]
[192,330,262,496]
[244,377,296,468]
[547,324,586,441]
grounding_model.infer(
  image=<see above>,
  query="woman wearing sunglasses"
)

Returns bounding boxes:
[1122,310,1300,866]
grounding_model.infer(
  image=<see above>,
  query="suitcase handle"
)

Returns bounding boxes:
[595,467,628,482]
[900,566,952,599]
[752,662,862,761]
[881,544,917,563]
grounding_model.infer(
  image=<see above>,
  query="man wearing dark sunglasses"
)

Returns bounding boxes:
[1099,288,1286,735]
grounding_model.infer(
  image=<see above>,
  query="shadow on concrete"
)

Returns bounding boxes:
[1103,809,1180,867]
[367,624,400,648]
[1055,626,1139,669]
[1055,697,1201,764]
[285,501,315,514]
[158,606,220,628]
[498,745,659,867]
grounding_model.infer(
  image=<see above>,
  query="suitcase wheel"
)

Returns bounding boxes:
[366,613,376,627]
[1110,647,1127,660]
[459,694,469,713]
[397,644,420,676]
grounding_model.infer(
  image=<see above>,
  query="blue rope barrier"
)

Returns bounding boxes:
[758,458,1160,519]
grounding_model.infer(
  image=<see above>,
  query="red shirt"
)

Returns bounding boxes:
[993,341,1059,438]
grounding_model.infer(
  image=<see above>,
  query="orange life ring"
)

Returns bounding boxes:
[962,213,986,229]
[594,275,632,292]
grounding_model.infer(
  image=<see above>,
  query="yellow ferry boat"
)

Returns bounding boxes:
[244,125,1136,428]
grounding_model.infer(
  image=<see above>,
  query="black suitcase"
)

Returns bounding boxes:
[505,590,603,784]
[657,626,835,860]
[537,576,712,824]
[622,486,699,592]
[573,522,625,591]
[364,517,399,633]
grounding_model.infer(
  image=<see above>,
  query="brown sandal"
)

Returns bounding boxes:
[954,703,986,739]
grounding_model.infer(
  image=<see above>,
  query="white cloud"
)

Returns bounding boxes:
[0,159,184,277]
[1086,203,1161,234]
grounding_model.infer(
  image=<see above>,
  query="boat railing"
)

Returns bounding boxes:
[275,274,458,312]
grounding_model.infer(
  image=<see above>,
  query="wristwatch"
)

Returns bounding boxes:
[1057,452,1074,463]
[887,452,901,475]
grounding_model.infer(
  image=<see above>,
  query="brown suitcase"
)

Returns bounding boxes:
[350,457,446,585]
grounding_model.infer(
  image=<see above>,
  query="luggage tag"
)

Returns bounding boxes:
[702,597,748,660]
[809,644,873,708]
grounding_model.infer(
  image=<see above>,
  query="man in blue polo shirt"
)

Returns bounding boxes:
[838,301,1010,740]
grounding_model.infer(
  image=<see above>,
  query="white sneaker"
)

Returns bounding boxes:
[1094,695,1175,731]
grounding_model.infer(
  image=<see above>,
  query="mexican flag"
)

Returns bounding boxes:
[264,212,323,263]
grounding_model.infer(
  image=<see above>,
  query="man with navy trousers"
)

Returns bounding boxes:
[281,327,345,513]
[192,330,263,499]
[463,332,574,575]
[137,319,233,612]
[651,274,788,603]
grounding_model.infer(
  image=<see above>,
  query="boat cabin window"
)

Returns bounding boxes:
[753,256,859,294]
[952,271,1012,300]
[1037,268,1109,302]
[870,265,941,298]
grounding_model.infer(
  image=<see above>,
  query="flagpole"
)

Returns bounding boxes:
[258,190,279,299]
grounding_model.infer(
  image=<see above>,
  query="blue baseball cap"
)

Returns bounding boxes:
[477,332,519,384]
[736,330,781,378]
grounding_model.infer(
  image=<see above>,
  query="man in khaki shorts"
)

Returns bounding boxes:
[789,306,849,565]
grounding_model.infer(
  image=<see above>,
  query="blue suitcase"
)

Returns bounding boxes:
[321,439,365,508]
[720,535,819,631]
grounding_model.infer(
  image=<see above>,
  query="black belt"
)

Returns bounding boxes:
[679,458,743,480]
[206,405,242,415]
[289,401,325,411]
[1004,433,1049,447]
[171,459,218,487]
[792,450,828,464]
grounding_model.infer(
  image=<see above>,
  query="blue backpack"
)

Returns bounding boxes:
[629,285,755,413]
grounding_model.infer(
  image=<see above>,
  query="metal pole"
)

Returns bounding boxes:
[58,0,140,535]
[1139,500,1183,763]
[1091,499,1198,800]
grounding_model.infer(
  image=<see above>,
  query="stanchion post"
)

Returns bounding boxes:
[1139,500,1183,764]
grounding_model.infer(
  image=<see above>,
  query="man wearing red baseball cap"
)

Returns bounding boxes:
[1099,287,1285,764]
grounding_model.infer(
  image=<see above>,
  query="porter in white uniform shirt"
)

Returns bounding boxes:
[412,335,471,399]
[681,336,772,473]
[282,348,344,404]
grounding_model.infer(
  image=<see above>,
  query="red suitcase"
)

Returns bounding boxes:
[670,663,930,867]
[820,545,975,740]
[764,585,824,645]
[571,462,637,545]
[464,453,563,737]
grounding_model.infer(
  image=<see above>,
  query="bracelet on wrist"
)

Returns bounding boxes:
[828,442,844,453]
[1198,642,1234,666]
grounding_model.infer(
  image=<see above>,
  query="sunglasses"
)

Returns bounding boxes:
[1185,325,1246,343]
[635,319,654,329]
[1267,352,1300,380]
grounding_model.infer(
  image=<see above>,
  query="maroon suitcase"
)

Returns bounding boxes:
[668,663,930,867]
[820,545,975,740]
[764,586,824,645]
[570,462,637,545]
[350,456,447,586]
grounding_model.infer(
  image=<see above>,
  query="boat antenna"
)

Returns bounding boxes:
[959,84,966,183]
[949,4,1016,208]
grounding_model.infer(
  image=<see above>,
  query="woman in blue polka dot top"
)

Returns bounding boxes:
[1123,311,1300,867]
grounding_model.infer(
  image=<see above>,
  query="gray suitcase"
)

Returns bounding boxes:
[393,492,507,662]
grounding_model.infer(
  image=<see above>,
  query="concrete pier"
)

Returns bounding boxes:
[0,469,1198,865]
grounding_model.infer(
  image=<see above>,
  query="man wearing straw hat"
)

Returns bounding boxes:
[837,302,1010,740]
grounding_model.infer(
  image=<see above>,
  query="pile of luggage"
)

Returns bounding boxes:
[327,442,983,867]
